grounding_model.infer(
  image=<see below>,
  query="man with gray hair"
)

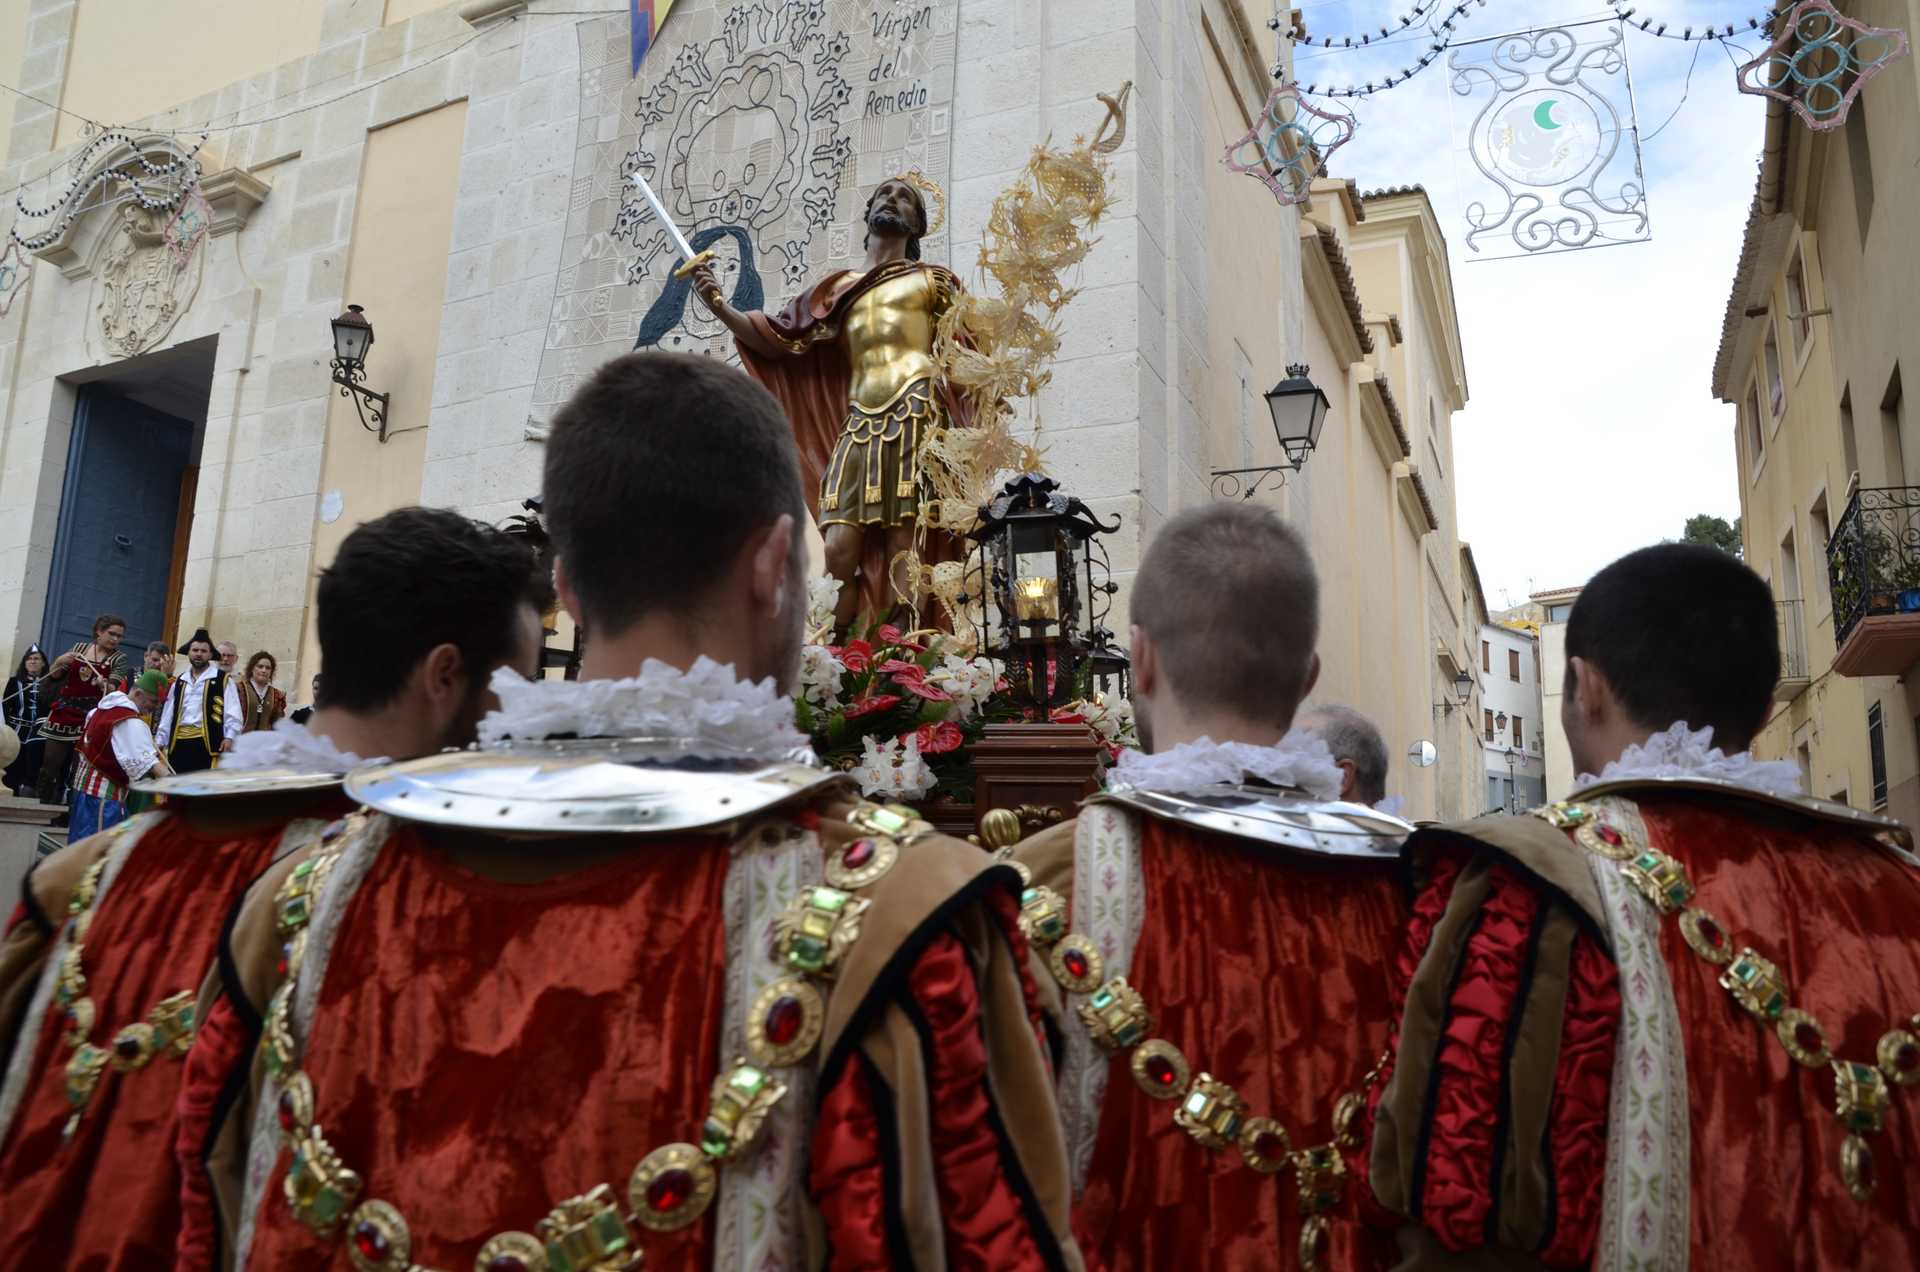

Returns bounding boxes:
[1297,702,1390,806]
[1014,501,1412,1267]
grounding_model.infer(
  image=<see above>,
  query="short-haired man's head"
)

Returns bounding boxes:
[1566,543,1778,753]
[542,351,806,639]
[1131,503,1319,726]
[862,178,927,261]
[315,506,552,712]
[1299,704,1389,804]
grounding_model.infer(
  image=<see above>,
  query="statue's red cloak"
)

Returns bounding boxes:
[734,259,972,625]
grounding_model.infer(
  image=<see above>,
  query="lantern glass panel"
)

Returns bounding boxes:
[1010,522,1061,637]
[332,319,372,365]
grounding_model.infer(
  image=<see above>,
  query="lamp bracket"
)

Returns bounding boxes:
[331,359,391,443]
[1209,464,1297,501]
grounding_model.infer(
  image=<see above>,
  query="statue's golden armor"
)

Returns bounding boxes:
[820,267,952,530]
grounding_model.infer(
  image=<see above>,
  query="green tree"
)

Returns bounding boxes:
[1681,513,1743,558]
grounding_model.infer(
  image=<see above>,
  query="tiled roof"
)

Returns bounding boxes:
[1312,221,1375,356]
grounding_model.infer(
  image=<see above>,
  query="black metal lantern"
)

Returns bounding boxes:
[1264,363,1331,467]
[965,473,1121,709]
[1211,362,1331,499]
[329,303,392,442]
[1088,626,1132,700]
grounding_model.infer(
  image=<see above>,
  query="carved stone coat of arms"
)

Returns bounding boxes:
[88,204,201,360]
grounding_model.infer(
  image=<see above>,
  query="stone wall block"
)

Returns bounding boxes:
[372,57,453,126]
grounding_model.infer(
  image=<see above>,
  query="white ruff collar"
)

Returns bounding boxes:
[224,719,384,774]
[1111,731,1344,800]
[477,659,806,761]
[1573,721,1803,799]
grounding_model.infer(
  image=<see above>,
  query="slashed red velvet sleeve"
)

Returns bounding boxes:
[810,1057,897,1269]
[173,993,254,1271]
[1355,848,1470,1228]
[1416,861,1546,1247]
[1535,927,1618,1269]
[907,929,1056,1270]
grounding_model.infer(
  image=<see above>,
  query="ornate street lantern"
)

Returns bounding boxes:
[329,303,392,442]
[965,474,1121,709]
[1211,363,1332,499]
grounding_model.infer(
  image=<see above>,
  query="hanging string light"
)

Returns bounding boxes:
[1605,1,1779,41]
[1287,0,1491,99]
[10,129,207,252]
[1270,0,1447,50]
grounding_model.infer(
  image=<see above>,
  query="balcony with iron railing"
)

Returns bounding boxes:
[1828,486,1920,676]
[1775,597,1809,701]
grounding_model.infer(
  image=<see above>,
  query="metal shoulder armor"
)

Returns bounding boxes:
[132,767,346,799]
[1573,774,1917,855]
[1091,783,1414,859]
[344,739,850,836]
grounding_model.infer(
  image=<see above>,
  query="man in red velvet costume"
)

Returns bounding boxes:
[1013,503,1414,1271]
[1372,543,1920,1270]
[189,352,1078,1271]
[0,506,549,1271]
[690,174,969,631]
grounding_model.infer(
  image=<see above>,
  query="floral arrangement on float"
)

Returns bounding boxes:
[793,579,1137,800]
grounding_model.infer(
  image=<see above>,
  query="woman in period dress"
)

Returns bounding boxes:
[237,650,287,733]
[35,614,129,805]
[3,644,47,797]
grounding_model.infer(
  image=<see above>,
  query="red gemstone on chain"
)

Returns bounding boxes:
[1143,1054,1177,1087]
[1595,824,1623,847]
[1898,1043,1920,1072]
[485,1259,529,1272]
[277,1089,297,1131]
[351,1219,389,1262]
[1252,1130,1286,1159]
[1062,948,1090,979]
[843,839,876,870]
[765,996,805,1047]
[1858,1142,1877,1191]
[113,1036,142,1061]
[647,1167,695,1212]
[1697,915,1725,948]
[1794,1022,1824,1055]
[1308,1224,1330,1260]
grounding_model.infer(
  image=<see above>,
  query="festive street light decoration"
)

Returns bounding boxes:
[1211,365,1331,500]
[329,304,393,442]
[1735,0,1910,132]
[1223,84,1355,206]
[963,474,1121,710]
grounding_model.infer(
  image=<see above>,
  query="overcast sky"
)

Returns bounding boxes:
[1296,0,1768,607]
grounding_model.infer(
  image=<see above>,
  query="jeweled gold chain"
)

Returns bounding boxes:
[999,848,1386,1271]
[267,803,925,1272]
[50,825,197,1141]
[1539,799,1920,1203]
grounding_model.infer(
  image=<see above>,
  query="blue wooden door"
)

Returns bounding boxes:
[42,386,194,654]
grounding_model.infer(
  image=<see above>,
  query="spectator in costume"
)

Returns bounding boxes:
[34,615,129,805]
[215,640,238,676]
[154,629,240,773]
[1374,544,1920,1268]
[289,673,319,726]
[3,644,48,797]
[237,650,286,733]
[0,507,552,1270]
[66,668,172,839]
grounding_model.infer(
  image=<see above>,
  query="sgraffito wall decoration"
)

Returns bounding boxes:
[533,0,957,415]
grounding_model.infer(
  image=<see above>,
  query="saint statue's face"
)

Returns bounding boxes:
[865,179,925,240]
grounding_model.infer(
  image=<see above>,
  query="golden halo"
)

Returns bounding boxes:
[892,169,946,237]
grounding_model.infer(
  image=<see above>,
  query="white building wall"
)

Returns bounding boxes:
[1480,622,1545,811]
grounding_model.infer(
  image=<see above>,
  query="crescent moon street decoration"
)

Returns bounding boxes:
[1734,0,1911,132]
[1223,82,1356,207]
[1448,20,1649,260]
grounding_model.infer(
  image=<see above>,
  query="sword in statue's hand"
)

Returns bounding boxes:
[628,170,717,285]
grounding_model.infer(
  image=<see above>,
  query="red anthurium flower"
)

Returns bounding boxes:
[876,624,905,645]
[895,677,952,701]
[844,693,902,720]
[911,721,965,754]
[1050,710,1087,726]
[840,639,873,672]
[876,658,923,680]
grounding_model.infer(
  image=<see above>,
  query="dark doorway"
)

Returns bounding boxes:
[42,385,197,655]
